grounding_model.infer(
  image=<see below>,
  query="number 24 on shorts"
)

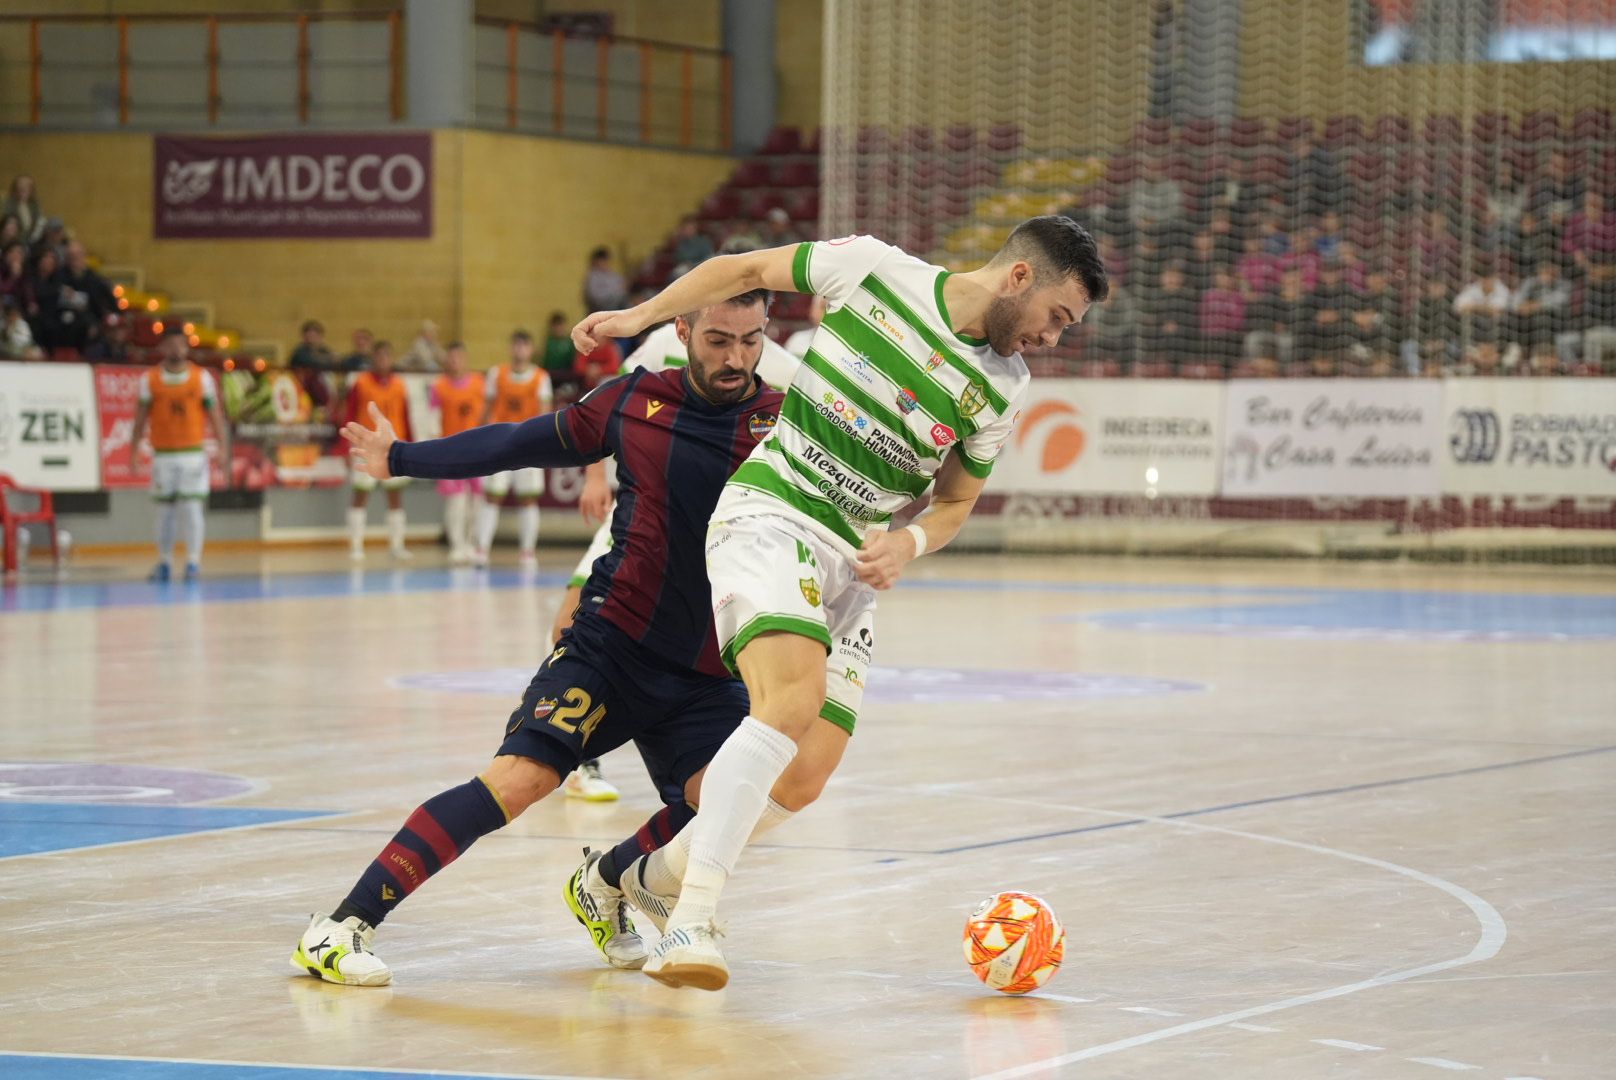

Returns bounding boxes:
[522,687,607,745]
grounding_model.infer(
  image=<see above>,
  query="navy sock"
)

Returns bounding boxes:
[332,776,510,927]
[597,801,695,889]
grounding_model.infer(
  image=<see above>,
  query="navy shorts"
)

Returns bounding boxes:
[498,612,749,806]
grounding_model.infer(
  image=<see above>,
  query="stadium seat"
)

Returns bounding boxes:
[1181,118,1219,147]
[902,125,935,153]
[697,189,740,221]
[1371,114,1412,145]
[1322,114,1364,148]
[0,474,59,576]
[1471,112,1508,144]
[943,124,976,153]
[1274,116,1314,142]
[760,126,802,156]
[1572,107,1610,141]
[985,122,1022,155]
[1423,114,1463,144]
[1130,118,1172,148]
[802,127,822,155]
[773,159,818,188]
[731,160,772,188]
[1518,110,1561,143]
[1228,117,1266,147]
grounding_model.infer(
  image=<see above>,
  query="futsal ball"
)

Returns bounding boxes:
[963,891,1065,995]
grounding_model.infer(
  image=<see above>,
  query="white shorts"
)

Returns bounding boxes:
[484,468,544,498]
[151,450,209,501]
[569,518,615,587]
[707,512,876,735]
[352,466,410,492]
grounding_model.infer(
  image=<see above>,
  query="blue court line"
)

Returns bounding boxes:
[934,743,1616,855]
[0,802,340,858]
[0,1056,580,1080]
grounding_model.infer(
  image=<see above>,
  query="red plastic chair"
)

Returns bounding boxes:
[0,473,59,575]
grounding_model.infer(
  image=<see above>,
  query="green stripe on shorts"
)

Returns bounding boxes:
[819,698,858,735]
[719,612,830,675]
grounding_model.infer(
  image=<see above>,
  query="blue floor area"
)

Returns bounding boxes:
[0,802,337,858]
[0,1057,542,1080]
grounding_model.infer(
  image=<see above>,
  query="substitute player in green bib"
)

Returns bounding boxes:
[572,216,1108,989]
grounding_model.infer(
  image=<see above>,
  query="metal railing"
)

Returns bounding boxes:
[1,11,402,129]
[472,18,731,152]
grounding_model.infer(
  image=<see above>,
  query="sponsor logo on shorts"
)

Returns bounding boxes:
[869,306,907,343]
[895,388,918,415]
[959,382,988,418]
[533,696,558,720]
[839,626,874,664]
[931,423,957,447]
[799,578,822,607]
[748,412,777,440]
[714,592,736,612]
[843,667,865,689]
[707,530,732,555]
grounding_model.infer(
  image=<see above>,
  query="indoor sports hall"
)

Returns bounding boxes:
[2,3,1613,1079]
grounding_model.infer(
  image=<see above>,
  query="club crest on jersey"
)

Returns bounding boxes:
[959,382,988,418]
[799,578,822,608]
[895,388,918,415]
[925,350,946,372]
[749,412,777,440]
[931,423,957,447]
[645,399,665,419]
[533,696,558,720]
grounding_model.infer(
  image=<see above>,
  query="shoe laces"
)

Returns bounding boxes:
[582,761,604,781]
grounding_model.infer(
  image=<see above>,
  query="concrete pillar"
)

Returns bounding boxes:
[406,0,474,128]
[1181,0,1242,122]
[723,0,776,153]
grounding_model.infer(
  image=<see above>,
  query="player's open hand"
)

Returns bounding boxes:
[579,471,613,526]
[855,527,918,591]
[341,402,398,481]
[572,309,642,353]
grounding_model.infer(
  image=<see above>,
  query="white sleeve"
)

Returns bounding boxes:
[624,324,681,374]
[137,375,151,404]
[485,369,500,400]
[539,370,553,408]
[790,236,894,309]
[198,370,218,405]
[956,382,1030,479]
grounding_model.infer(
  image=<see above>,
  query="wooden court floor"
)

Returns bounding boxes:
[1,547,1613,1079]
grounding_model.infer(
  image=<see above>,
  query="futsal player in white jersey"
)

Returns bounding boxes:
[573,216,1108,988]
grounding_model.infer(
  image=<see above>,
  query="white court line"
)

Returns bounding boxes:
[1119,1006,1184,1017]
[966,805,1508,1080]
[1313,1039,1383,1052]
[1228,1023,1280,1033]
[0,1049,613,1080]
[1408,1057,1481,1071]
[1036,993,1094,1004]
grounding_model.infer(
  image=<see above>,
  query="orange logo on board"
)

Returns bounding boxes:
[1015,400,1086,473]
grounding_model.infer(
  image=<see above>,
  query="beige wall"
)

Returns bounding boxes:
[775,0,822,135]
[0,129,730,364]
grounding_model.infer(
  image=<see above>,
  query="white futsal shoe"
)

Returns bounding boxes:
[644,920,728,991]
[563,848,647,969]
[619,856,678,934]
[290,914,392,987]
[563,760,620,802]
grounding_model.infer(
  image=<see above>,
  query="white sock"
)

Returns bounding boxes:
[444,492,468,553]
[179,499,205,564]
[642,797,794,895]
[387,507,407,551]
[346,506,366,552]
[670,717,797,926]
[476,501,500,552]
[156,502,178,565]
[517,503,540,554]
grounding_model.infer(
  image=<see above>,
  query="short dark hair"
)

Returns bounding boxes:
[371,339,393,355]
[160,323,188,339]
[682,288,772,328]
[589,246,610,262]
[510,329,533,344]
[994,216,1109,302]
[548,310,567,325]
[445,340,467,351]
[301,319,324,335]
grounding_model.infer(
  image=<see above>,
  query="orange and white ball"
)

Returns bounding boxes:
[963,891,1065,995]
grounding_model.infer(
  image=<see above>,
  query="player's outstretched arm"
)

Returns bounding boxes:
[855,455,987,590]
[573,246,801,351]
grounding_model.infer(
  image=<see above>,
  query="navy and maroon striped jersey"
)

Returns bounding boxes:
[390,367,784,676]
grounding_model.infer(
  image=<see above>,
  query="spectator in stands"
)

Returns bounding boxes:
[0,215,20,250]
[1,295,36,359]
[1184,231,1218,295]
[1095,234,1129,287]
[671,217,715,276]
[1205,206,1239,261]
[573,336,622,393]
[1140,262,1197,365]
[1453,264,1512,331]
[1345,294,1392,374]
[1412,277,1458,370]
[784,296,825,358]
[582,246,627,314]
[402,319,445,371]
[2,175,44,246]
[84,314,129,362]
[1530,150,1583,224]
[1243,268,1308,373]
[1579,254,1616,372]
[1198,267,1245,367]
[1236,234,1282,295]
[35,219,68,265]
[1132,230,1165,290]
[1127,157,1184,235]
[1335,240,1369,292]
[761,207,802,247]
[1561,191,1616,271]
[1084,280,1138,367]
[1513,209,1557,273]
[1416,209,1460,280]
[1512,261,1574,360]
[1302,260,1352,369]
[1288,135,1344,217]
[0,242,27,306]
[340,327,374,372]
[1279,229,1321,292]
[1314,211,1344,260]
[1361,264,1404,350]
[288,318,334,413]
[1452,329,1503,377]
[24,246,60,350]
[1257,208,1289,255]
[52,240,115,351]
[1476,202,1520,265]
[1487,157,1529,227]
[541,311,579,400]
[1525,343,1563,378]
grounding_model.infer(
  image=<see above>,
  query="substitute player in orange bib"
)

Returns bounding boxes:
[473,329,552,567]
[429,342,485,564]
[344,341,414,561]
[129,324,229,582]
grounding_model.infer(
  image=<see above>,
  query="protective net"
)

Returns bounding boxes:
[821,0,1616,561]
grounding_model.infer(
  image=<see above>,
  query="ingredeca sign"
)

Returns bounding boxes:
[154,132,432,239]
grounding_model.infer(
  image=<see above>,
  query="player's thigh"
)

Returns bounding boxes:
[380,476,410,492]
[498,645,636,811]
[351,466,378,493]
[550,584,583,644]
[633,676,749,808]
[512,467,544,498]
[484,471,512,499]
[571,520,614,587]
[150,455,184,501]
[173,452,209,499]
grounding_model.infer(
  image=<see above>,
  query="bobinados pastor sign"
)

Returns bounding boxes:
[154,132,432,239]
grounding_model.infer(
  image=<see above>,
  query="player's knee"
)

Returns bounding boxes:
[483,754,560,818]
[746,672,826,739]
[770,760,831,811]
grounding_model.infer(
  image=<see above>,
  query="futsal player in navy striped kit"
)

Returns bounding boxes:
[291,290,803,985]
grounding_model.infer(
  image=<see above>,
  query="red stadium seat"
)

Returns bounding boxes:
[1372,114,1412,144]
[1181,118,1219,147]
[698,189,740,221]
[1572,108,1611,141]
[1518,110,1561,143]
[901,125,935,153]
[985,122,1022,155]
[731,160,772,188]
[0,474,59,576]
[760,126,801,156]
[856,125,891,154]
[1322,114,1364,148]
[1471,112,1508,144]
[802,127,822,155]
[1423,114,1463,144]
[1229,117,1266,147]
[943,124,977,153]
[1130,118,1172,148]
[1274,116,1314,142]
[772,159,818,188]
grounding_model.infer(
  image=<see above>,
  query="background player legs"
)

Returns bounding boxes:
[179,496,205,574]
[150,496,178,581]
[474,494,502,566]
[516,499,539,563]
[385,487,410,560]
[442,489,471,563]
[347,487,370,562]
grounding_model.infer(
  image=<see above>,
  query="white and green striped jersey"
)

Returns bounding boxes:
[715,235,1029,554]
[624,321,800,390]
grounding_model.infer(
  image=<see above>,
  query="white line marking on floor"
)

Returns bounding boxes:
[1313,1039,1383,1051]
[0,1050,597,1080]
[1228,1023,1281,1033]
[1408,1057,1481,1070]
[1119,1006,1185,1017]
[1037,993,1094,1004]
[962,804,1508,1080]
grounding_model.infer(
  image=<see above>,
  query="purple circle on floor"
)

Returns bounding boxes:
[0,762,257,804]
